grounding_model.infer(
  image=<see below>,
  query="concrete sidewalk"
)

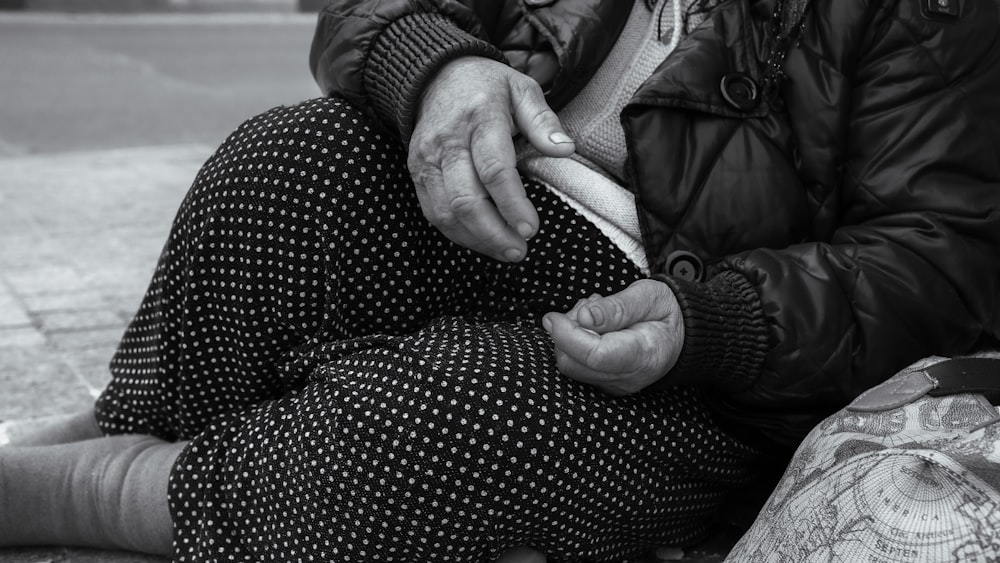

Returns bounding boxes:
[0,145,205,562]
[0,144,209,424]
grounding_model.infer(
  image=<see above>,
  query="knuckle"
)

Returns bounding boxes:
[510,74,544,98]
[448,194,485,217]
[437,147,470,171]
[463,90,497,112]
[474,228,509,251]
[408,127,439,157]
[406,148,429,172]
[431,205,460,228]
[511,80,554,120]
[468,104,513,132]
[410,128,468,163]
[522,106,556,133]
[408,167,434,189]
[418,197,457,230]
[475,156,515,188]
[606,297,628,325]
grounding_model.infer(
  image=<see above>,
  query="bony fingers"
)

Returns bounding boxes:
[469,127,539,242]
[440,164,526,262]
[565,296,596,320]
[543,312,603,363]
[464,217,527,262]
[577,296,627,332]
[544,316,645,396]
[579,281,674,331]
[509,77,575,158]
[447,191,526,262]
[419,191,507,258]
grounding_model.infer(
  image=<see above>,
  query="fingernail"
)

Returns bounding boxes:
[549,131,574,145]
[586,305,605,326]
[504,248,523,262]
[580,327,600,337]
[541,315,553,332]
[516,222,534,239]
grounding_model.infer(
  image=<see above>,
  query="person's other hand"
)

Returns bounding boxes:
[408,57,575,262]
[542,280,684,396]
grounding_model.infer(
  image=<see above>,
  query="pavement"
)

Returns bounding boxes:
[0,144,207,423]
[0,144,207,562]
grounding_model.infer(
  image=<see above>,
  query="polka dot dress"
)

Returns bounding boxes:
[94,98,761,562]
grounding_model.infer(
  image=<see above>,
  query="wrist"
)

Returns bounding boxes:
[364,12,506,142]
[651,270,769,391]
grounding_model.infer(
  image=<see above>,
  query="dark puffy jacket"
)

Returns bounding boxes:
[310,0,1000,450]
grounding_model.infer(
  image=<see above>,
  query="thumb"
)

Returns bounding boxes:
[508,77,575,157]
[577,280,677,333]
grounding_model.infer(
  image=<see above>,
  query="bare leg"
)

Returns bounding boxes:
[1,408,103,447]
[0,435,182,556]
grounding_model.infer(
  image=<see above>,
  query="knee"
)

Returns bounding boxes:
[191,98,406,213]
[219,97,396,168]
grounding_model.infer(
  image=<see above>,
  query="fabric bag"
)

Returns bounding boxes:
[725,354,1000,562]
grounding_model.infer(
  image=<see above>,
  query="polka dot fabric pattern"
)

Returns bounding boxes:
[94,98,760,561]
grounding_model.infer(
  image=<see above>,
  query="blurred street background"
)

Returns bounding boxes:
[0,7,318,558]
[0,2,318,423]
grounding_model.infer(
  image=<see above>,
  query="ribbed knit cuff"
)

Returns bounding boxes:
[363,12,507,143]
[652,270,769,392]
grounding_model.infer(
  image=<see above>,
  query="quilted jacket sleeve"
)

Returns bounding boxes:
[309,1,629,142]
[308,1,508,141]
[658,0,1000,446]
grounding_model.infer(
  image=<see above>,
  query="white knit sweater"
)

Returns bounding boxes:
[517,0,693,274]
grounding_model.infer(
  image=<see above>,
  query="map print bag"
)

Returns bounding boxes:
[725,354,1000,562]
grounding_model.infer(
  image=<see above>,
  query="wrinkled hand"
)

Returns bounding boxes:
[409,57,575,262]
[542,280,684,396]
